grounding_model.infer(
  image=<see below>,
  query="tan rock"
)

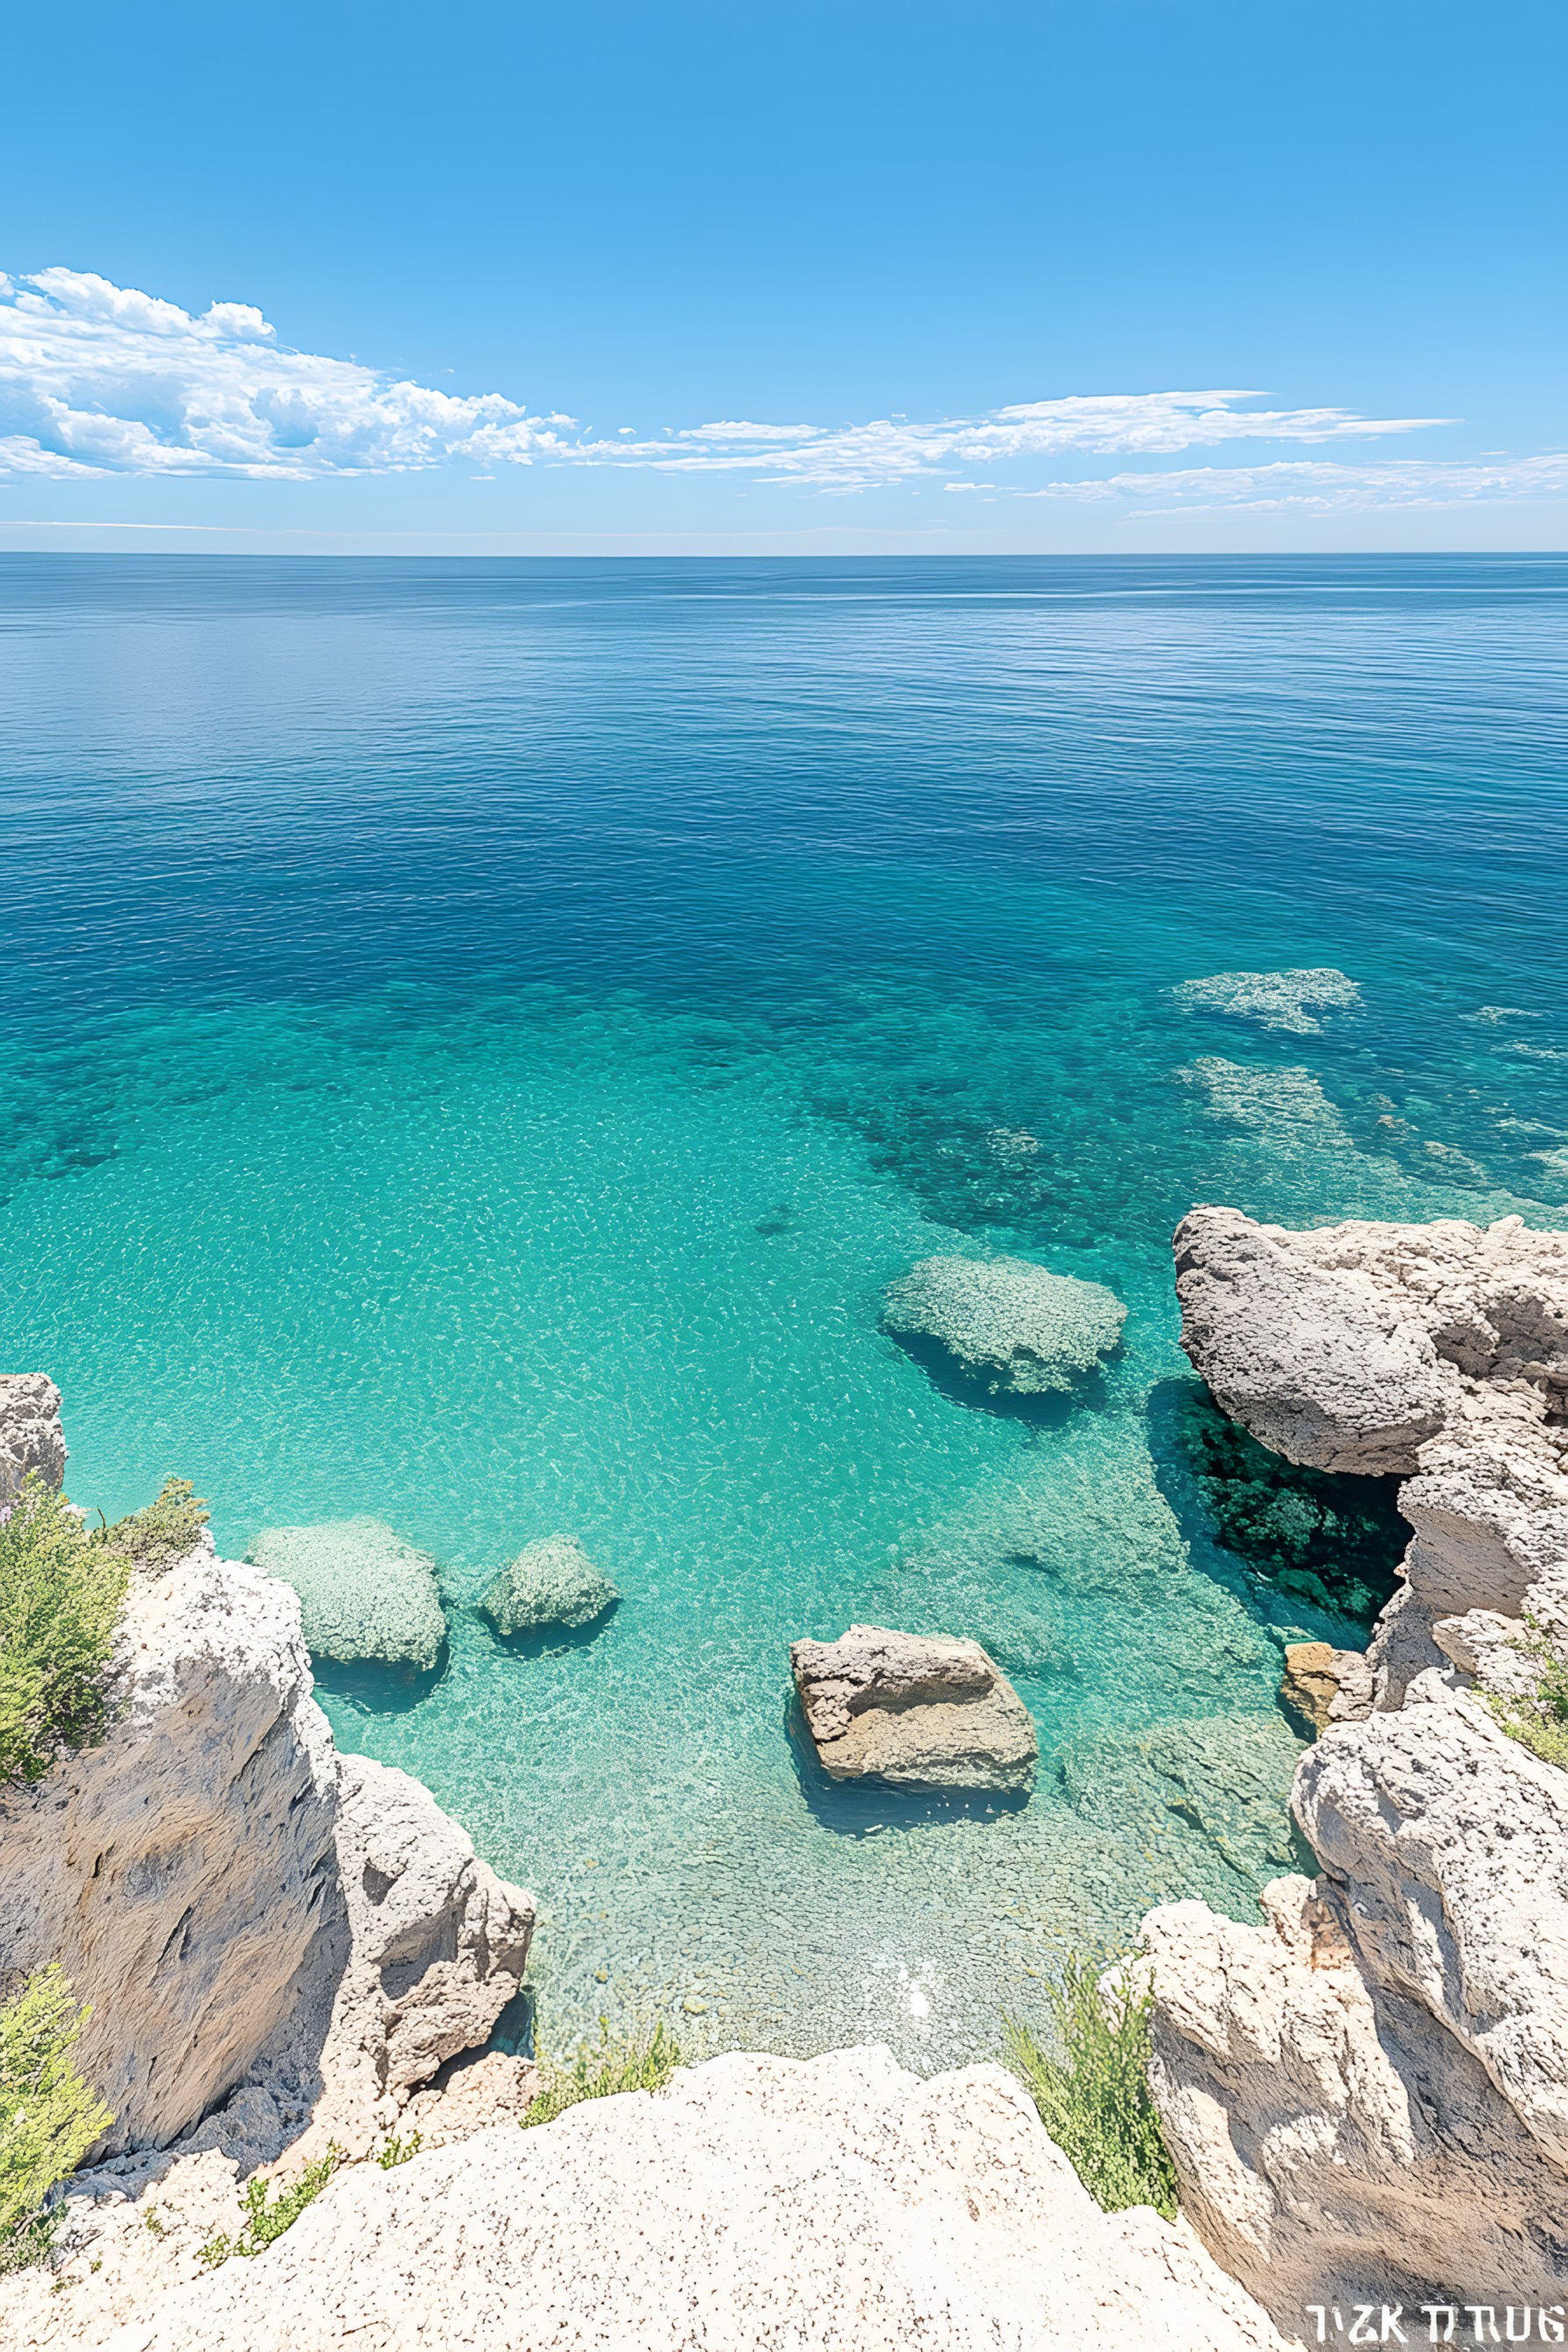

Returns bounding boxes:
[791,1623,1037,1791]
[1279,1641,1373,1734]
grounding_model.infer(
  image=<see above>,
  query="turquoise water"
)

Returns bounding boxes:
[4,554,1565,2068]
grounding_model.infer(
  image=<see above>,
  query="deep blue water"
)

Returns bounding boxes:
[3,554,1564,2067]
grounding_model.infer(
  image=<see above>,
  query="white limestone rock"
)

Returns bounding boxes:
[1173,1207,1460,1474]
[0,1536,535,2177]
[884,1253,1126,1395]
[1174,1205,1568,1480]
[78,2048,1287,2352]
[791,1623,1038,1791]
[247,1516,448,1673]
[1292,1675,1568,2170]
[0,1368,66,1490]
[284,1752,536,2154]
[0,1536,340,2157]
[1144,1876,1568,2320]
[478,1532,619,1636]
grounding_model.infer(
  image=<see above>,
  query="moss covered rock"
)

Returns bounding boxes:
[248,1517,446,1672]
[480,1536,620,1639]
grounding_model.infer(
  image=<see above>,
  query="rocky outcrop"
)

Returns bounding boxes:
[1144,1872,1568,2318]
[247,1516,448,1673]
[884,1253,1126,1395]
[0,1369,66,1491]
[35,2048,1284,2352]
[1150,1207,1568,2327]
[0,1537,340,2157]
[479,1533,620,1637]
[791,1624,1037,1791]
[0,1527,533,2174]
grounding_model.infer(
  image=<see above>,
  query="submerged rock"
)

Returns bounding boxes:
[790,1622,1037,1791]
[248,1516,447,1672]
[480,1534,620,1636]
[884,1253,1126,1395]
[1172,965,1362,1034]
[1060,1712,1303,1887]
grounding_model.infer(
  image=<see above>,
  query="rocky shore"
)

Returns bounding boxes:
[1144,1207,1568,2323]
[4,1204,1565,2346]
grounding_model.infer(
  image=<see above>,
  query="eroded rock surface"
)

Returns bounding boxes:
[479,1533,620,1636]
[791,1623,1037,1791]
[248,1516,448,1672]
[884,1253,1126,1395]
[60,2049,1284,2352]
[0,1368,66,1490]
[0,1537,340,2157]
[1144,1875,1568,2319]
[1149,1206,1568,2327]
[0,1531,534,2176]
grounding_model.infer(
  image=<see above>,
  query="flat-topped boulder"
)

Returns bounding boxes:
[479,1534,620,1637]
[884,1253,1126,1396]
[248,1516,447,1673]
[790,1623,1037,1792]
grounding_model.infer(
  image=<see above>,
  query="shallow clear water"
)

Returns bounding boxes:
[4,553,1565,2068]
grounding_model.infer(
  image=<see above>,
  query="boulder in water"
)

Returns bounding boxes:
[790,1623,1037,1792]
[480,1534,620,1637]
[884,1253,1125,1395]
[248,1516,447,1672]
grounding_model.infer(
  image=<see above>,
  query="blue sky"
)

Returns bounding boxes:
[2,0,1564,553]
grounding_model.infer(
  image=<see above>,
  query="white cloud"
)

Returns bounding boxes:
[0,265,1562,510]
[0,267,574,479]
[1019,456,1568,512]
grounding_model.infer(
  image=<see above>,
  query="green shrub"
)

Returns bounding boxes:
[94,1479,208,1575]
[1483,1614,1568,1772]
[376,2130,423,2169]
[0,1967,114,2272]
[1004,1951,1178,2219]
[197,2146,341,2269]
[522,2018,681,2128]
[0,1476,130,1787]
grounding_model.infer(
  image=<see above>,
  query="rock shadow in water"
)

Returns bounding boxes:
[782,1694,1032,1835]
[885,1327,1100,1431]
[308,1643,451,1715]
[476,1602,620,1662]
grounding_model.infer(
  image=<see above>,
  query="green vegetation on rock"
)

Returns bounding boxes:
[1483,1615,1568,1773]
[197,2146,342,2269]
[0,1475,130,1787]
[94,1478,209,1574]
[1004,1952,1178,2220]
[523,2019,681,2128]
[0,1967,113,2273]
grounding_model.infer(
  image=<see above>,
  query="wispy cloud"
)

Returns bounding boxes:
[1020,456,1568,511]
[0,265,1560,512]
[572,395,1448,491]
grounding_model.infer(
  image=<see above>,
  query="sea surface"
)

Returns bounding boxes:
[4,553,1565,2071]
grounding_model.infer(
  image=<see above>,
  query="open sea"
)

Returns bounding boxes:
[4,552,1565,2070]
